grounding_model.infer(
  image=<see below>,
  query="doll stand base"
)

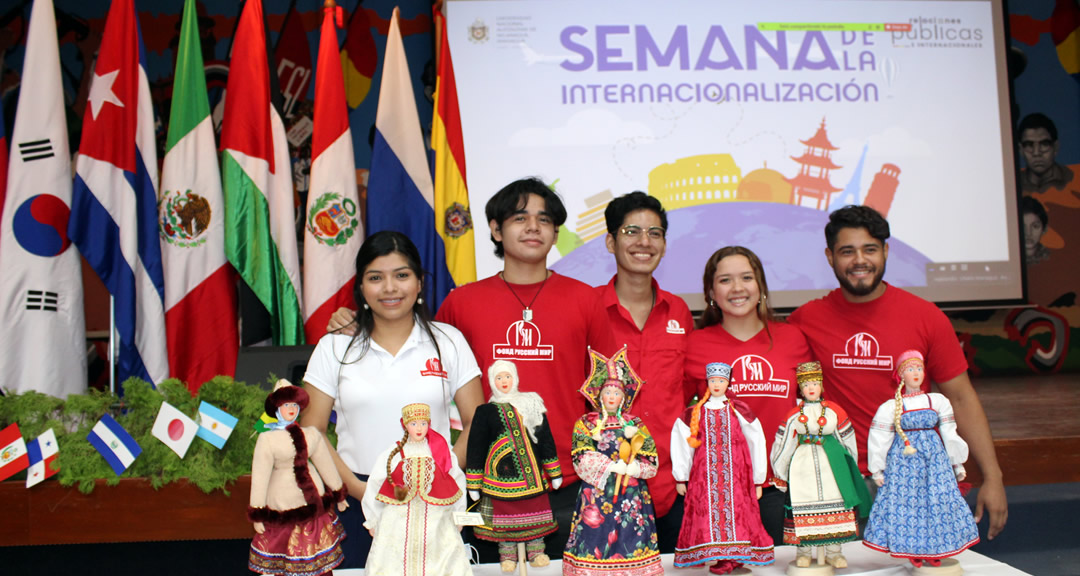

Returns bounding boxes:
[785,561,835,576]
[911,558,962,576]
[713,567,752,575]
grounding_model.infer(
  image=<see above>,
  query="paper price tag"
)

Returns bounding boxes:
[454,511,485,526]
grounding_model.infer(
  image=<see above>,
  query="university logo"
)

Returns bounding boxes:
[159,189,211,248]
[833,332,893,370]
[307,192,359,246]
[444,202,473,238]
[421,357,448,378]
[468,19,489,44]
[493,320,553,361]
[665,319,685,334]
[729,354,790,399]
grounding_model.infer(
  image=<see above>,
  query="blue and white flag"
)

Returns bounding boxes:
[68,0,168,386]
[366,7,453,311]
[87,413,142,476]
[26,428,59,488]
[196,401,238,449]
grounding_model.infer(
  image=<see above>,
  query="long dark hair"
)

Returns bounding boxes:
[343,231,442,362]
[699,246,775,344]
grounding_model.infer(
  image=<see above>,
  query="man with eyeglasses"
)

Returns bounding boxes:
[1017,112,1072,194]
[596,191,693,552]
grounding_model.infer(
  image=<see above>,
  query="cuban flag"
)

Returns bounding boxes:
[367,7,453,311]
[87,413,142,476]
[196,401,238,449]
[69,0,168,386]
[0,423,29,482]
[26,428,59,488]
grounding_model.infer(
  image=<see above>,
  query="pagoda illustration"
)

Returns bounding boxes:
[787,118,842,210]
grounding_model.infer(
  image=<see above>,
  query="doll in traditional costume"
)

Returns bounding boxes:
[563,347,663,576]
[863,350,979,570]
[248,380,348,576]
[363,403,472,576]
[671,362,774,574]
[466,360,562,572]
[770,361,869,571]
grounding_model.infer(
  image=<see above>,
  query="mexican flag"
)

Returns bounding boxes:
[220,0,304,345]
[160,0,238,391]
[303,1,361,342]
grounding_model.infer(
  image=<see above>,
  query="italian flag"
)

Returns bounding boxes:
[303,1,361,343]
[160,0,238,392]
[220,0,304,345]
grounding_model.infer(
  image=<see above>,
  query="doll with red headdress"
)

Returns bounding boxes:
[562,347,663,576]
[671,362,774,574]
[248,380,348,576]
[863,350,979,571]
[362,403,472,576]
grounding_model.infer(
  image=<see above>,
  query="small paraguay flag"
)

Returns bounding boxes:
[196,401,238,449]
[151,401,198,458]
[87,413,141,476]
[0,423,29,482]
[26,428,59,488]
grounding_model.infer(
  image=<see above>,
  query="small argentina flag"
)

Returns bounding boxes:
[196,401,239,449]
[87,414,141,476]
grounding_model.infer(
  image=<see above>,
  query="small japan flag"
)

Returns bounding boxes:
[151,402,198,458]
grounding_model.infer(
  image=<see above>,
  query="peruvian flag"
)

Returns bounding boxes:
[0,423,29,482]
[160,0,238,392]
[221,0,305,345]
[303,1,361,342]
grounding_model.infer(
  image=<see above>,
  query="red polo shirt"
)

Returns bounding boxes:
[597,276,694,517]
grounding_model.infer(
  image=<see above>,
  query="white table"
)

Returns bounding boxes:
[338,541,1033,575]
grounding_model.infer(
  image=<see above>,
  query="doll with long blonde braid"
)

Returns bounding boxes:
[864,350,980,570]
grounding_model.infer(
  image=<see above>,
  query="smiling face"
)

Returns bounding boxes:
[707,375,729,398]
[901,360,925,391]
[709,254,761,321]
[406,419,430,442]
[279,402,301,423]
[826,227,888,301]
[360,253,422,324]
[800,381,822,402]
[606,209,666,277]
[601,386,625,412]
[493,371,515,394]
[490,193,558,266]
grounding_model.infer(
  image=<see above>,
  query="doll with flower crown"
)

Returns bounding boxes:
[863,350,979,571]
[248,380,348,576]
[671,362,774,575]
[770,361,869,572]
[562,347,663,576]
[362,403,472,576]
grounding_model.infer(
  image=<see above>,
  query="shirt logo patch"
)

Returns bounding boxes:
[833,332,893,370]
[493,320,554,361]
[729,354,790,399]
[420,357,448,378]
[666,319,685,334]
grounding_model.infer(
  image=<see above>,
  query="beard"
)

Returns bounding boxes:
[834,263,886,297]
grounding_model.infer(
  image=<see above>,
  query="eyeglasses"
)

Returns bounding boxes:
[619,225,666,240]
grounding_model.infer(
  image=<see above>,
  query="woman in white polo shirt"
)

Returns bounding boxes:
[301,231,484,569]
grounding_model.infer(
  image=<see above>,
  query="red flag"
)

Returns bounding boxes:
[274,2,313,120]
[0,423,29,482]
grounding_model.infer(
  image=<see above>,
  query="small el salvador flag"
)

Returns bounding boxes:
[87,413,142,476]
[196,401,238,449]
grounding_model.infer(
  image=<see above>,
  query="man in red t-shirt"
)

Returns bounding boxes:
[788,205,1007,540]
[595,191,693,552]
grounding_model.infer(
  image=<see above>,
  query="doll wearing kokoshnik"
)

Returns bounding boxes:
[248,380,348,576]
[769,361,869,570]
[671,362,774,575]
[563,347,663,576]
[363,403,472,576]
[863,350,979,568]
[466,360,562,572]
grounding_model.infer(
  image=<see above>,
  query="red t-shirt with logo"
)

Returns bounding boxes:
[683,321,811,486]
[597,276,693,517]
[436,272,615,486]
[787,284,968,474]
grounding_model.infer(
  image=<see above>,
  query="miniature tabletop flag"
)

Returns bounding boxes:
[152,401,198,458]
[196,401,238,449]
[254,412,277,434]
[0,423,29,482]
[26,428,59,488]
[87,413,142,476]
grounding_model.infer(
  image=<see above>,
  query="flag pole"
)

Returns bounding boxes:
[109,295,116,395]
